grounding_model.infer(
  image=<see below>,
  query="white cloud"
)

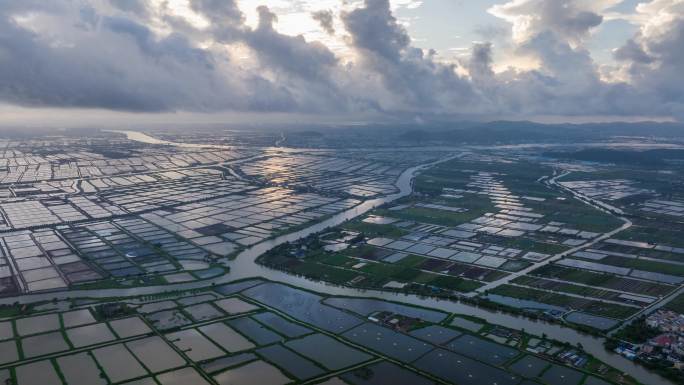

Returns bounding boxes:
[0,0,682,121]
[488,0,621,44]
[612,0,684,119]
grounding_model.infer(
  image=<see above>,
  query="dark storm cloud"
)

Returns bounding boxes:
[187,1,354,113]
[480,0,669,118]
[0,0,683,121]
[108,0,150,17]
[343,0,410,62]
[190,0,243,24]
[489,0,605,43]
[243,6,351,113]
[311,9,335,35]
[247,6,337,80]
[0,1,303,112]
[342,0,477,113]
[188,0,244,42]
[614,39,654,64]
[469,42,495,80]
[0,5,162,111]
[615,14,684,119]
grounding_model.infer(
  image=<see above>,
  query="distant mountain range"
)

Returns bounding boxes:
[543,148,684,166]
[3,120,682,146]
[394,121,684,144]
[275,120,684,146]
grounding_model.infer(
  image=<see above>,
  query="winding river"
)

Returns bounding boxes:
[3,130,673,385]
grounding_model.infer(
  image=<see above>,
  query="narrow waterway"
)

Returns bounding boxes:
[4,131,674,385]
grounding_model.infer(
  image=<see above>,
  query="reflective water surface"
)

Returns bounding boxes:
[2,133,675,385]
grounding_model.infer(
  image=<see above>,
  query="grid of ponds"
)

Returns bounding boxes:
[59,217,209,279]
[143,188,360,256]
[0,229,102,294]
[0,280,617,385]
[239,154,402,198]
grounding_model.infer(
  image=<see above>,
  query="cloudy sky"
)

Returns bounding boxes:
[0,0,683,127]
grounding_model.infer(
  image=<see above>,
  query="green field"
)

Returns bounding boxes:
[374,206,476,227]
[492,236,569,255]
[490,284,639,319]
[531,264,674,297]
[341,220,409,238]
[260,245,483,293]
[512,276,619,300]
[665,292,684,314]
[414,158,622,232]
[290,261,361,284]
[414,159,556,198]
[531,199,623,232]
[616,222,684,248]
[601,255,684,276]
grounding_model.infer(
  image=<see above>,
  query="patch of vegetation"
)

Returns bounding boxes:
[531,265,674,297]
[545,149,684,167]
[612,317,661,344]
[494,236,569,255]
[0,303,32,318]
[394,254,427,268]
[428,275,482,292]
[665,292,684,314]
[490,284,638,319]
[373,205,478,227]
[512,276,617,300]
[291,262,361,285]
[601,255,684,276]
[341,220,409,238]
[617,222,684,249]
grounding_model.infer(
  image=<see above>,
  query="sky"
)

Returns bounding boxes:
[0,0,683,128]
